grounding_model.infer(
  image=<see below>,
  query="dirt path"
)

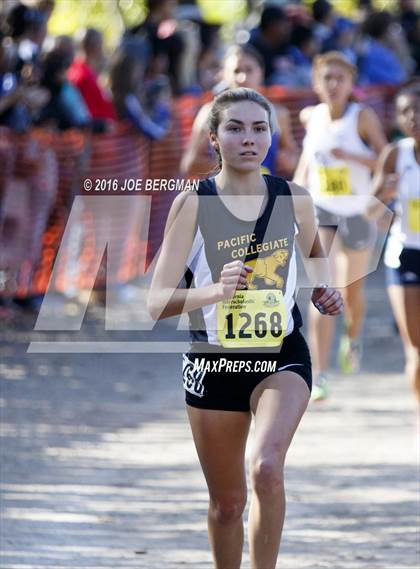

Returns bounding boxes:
[1,269,419,569]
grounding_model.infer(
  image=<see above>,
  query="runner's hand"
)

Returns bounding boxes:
[378,173,399,205]
[311,286,344,316]
[331,147,349,160]
[217,260,253,300]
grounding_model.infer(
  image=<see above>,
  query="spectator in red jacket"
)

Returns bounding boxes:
[68,28,116,123]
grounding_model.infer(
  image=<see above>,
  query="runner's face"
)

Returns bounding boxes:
[314,63,354,106]
[212,101,271,172]
[224,54,264,90]
[396,93,420,140]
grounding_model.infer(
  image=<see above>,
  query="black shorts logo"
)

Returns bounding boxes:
[182,354,206,398]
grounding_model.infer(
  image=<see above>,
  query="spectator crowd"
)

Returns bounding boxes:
[1,0,418,135]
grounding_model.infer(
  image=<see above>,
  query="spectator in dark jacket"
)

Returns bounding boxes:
[38,48,91,130]
[109,48,170,140]
[6,3,47,74]
[397,0,420,73]
[312,0,335,50]
[0,33,48,131]
[128,0,185,95]
[248,4,293,85]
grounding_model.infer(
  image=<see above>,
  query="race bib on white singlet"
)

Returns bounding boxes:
[318,165,352,196]
[408,198,420,233]
[217,290,286,348]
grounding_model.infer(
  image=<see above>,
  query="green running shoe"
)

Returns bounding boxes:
[338,335,362,374]
[311,374,329,402]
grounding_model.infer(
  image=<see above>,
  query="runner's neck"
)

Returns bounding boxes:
[215,168,267,196]
[327,100,351,121]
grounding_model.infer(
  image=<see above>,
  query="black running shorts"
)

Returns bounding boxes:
[385,248,420,286]
[182,328,312,412]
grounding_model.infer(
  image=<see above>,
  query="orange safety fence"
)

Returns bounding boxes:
[0,85,397,299]
[146,116,184,266]
[0,128,65,297]
[29,128,85,297]
[53,123,151,293]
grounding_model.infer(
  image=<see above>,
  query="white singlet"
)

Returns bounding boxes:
[303,102,375,216]
[384,137,420,269]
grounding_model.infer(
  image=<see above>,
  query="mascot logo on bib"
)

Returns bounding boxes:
[247,250,289,290]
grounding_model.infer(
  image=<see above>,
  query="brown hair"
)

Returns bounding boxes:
[208,87,273,170]
[313,50,357,80]
[396,79,420,102]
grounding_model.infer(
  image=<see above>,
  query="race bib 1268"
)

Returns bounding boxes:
[318,165,352,196]
[217,290,286,348]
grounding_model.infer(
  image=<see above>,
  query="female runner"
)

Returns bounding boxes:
[180,43,299,178]
[148,87,343,569]
[294,51,387,400]
[370,83,420,407]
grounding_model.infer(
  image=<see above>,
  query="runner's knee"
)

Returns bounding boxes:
[250,456,285,496]
[209,493,247,525]
[406,344,420,372]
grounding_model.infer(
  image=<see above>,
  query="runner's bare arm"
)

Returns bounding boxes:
[180,103,216,177]
[366,143,398,219]
[288,182,329,281]
[292,106,313,185]
[148,192,249,320]
[292,150,309,186]
[299,106,315,128]
[148,192,216,319]
[275,105,299,174]
[332,107,387,170]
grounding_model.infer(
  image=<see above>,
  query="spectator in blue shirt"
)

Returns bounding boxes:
[358,11,407,86]
[324,17,358,65]
[286,25,320,88]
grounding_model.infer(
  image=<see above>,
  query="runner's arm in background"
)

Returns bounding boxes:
[275,105,299,176]
[292,105,314,186]
[292,150,309,186]
[366,143,399,219]
[180,103,216,177]
[331,107,387,170]
[289,181,343,315]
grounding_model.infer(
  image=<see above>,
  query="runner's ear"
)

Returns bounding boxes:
[209,134,219,151]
